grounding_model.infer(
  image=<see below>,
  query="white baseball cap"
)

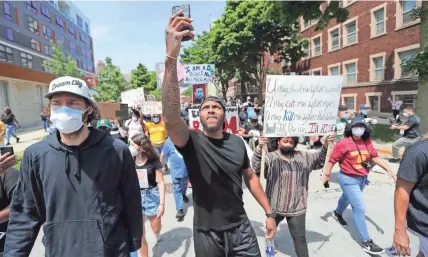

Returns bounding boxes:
[45,76,91,100]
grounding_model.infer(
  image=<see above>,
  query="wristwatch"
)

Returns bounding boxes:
[266,212,277,218]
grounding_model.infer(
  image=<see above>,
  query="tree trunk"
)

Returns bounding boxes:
[416,1,428,134]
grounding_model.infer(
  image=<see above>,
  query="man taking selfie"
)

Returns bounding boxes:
[161,10,276,256]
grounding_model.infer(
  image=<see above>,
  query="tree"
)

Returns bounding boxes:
[93,57,127,102]
[148,88,161,100]
[182,87,192,97]
[43,40,82,78]
[130,63,157,93]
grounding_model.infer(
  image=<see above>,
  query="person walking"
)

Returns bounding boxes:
[253,135,332,257]
[110,117,128,144]
[4,76,143,257]
[41,106,50,132]
[0,108,20,146]
[145,114,167,154]
[323,115,396,255]
[392,130,428,257]
[161,11,276,256]
[389,105,420,163]
[388,96,403,122]
[161,137,189,220]
[129,134,166,257]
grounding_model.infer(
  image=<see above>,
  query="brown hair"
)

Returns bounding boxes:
[131,134,159,163]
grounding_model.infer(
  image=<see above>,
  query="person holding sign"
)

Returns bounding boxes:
[252,135,332,257]
[129,134,166,257]
[323,115,396,255]
[161,10,275,256]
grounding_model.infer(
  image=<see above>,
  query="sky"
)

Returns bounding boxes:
[73,1,227,74]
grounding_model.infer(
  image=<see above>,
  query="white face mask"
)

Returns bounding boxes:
[128,146,138,157]
[403,112,409,117]
[132,117,138,122]
[352,127,365,137]
[50,106,85,134]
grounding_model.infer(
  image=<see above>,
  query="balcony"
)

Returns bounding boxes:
[58,1,71,19]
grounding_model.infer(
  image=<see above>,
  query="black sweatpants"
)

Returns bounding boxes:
[275,213,308,257]
[193,218,261,257]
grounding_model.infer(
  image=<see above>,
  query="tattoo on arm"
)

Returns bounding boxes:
[161,57,189,147]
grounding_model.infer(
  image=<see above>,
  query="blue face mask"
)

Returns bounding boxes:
[153,117,160,123]
[50,106,85,134]
[341,114,349,120]
[362,110,369,115]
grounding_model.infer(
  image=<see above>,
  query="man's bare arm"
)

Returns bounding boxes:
[162,57,189,148]
[161,11,194,148]
[0,206,10,224]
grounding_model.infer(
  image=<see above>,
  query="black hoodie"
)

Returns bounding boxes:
[4,128,142,257]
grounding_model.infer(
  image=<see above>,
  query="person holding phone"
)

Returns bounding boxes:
[161,10,275,256]
[0,166,18,257]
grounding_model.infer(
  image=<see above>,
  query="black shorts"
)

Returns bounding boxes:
[193,218,261,257]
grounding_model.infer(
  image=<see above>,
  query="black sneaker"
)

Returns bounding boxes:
[333,211,348,227]
[16,138,20,143]
[183,194,189,203]
[389,158,401,163]
[176,209,185,219]
[6,143,10,146]
[362,239,385,254]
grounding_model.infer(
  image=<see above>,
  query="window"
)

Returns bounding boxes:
[0,81,10,107]
[28,16,38,34]
[85,22,89,33]
[21,52,33,68]
[311,34,322,57]
[41,4,50,21]
[375,9,385,34]
[30,39,41,52]
[6,28,13,41]
[68,25,75,36]
[302,42,310,58]
[342,59,358,84]
[57,34,64,44]
[367,95,381,112]
[328,26,341,51]
[0,44,13,63]
[70,42,75,52]
[76,15,83,28]
[330,66,340,75]
[44,45,52,56]
[42,25,53,41]
[3,2,11,21]
[82,49,85,58]
[343,96,356,110]
[343,0,357,8]
[312,68,322,76]
[399,50,417,78]
[301,18,317,31]
[80,34,86,43]
[394,93,417,110]
[345,21,357,45]
[26,0,37,14]
[56,16,64,28]
[402,0,417,24]
[373,57,384,80]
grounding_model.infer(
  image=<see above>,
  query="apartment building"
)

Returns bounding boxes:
[287,0,421,116]
[0,0,95,127]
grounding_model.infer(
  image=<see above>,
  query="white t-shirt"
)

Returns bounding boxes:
[126,119,144,139]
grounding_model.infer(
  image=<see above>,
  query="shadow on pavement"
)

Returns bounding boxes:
[152,227,192,257]
[250,220,331,257]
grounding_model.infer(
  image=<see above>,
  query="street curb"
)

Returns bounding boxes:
[377,147,403,157]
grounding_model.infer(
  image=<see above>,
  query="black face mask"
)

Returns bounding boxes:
[279,145,295,154]
[250,119,258,123]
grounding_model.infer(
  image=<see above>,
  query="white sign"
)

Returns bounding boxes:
[188,107,239,134]
[121,88,145,107]
[263,75,343,137]
[184,64,215,84]
[142,101,162,115]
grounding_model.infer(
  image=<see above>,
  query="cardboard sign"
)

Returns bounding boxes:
[142,101,162,115]
[192,84,206,104]
[188,107,239,134]
[98,102,129,120]
[121,88,145,107]
[184,64,215,84]
[263,75,343,137]
[155,62,185,88]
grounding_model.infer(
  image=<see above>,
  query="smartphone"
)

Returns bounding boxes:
[385,247,398,256]
[172,4,192,41]
[0,146,14,156]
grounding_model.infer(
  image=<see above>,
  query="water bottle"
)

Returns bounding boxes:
[265,238,275,256]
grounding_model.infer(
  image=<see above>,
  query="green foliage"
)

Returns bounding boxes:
[43,40,83,78]
[182,87,192,97]
[93,57,127,102]
[406,4,428,76]
[130,63,157,93]
[148,88,161,100]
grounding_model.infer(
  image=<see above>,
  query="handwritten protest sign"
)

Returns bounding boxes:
[184,64,215,84]
[263,75,343,137]
[188,107,239,134]
[156,62,185,88]
[142,101,162,115]
[121,88,145,107]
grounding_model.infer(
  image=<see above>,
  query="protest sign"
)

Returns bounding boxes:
[188,107,239,134]
[155,62,185,88]
[263,75,343,137]
[192,84,206,104]
[184,64,215,84]
[121,88,145,107]
[98,102,129,121]
[142,101,162,114]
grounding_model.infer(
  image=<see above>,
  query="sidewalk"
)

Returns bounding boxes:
[10,127,47,154]
[373,140,403,157]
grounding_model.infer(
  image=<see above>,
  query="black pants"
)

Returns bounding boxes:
[275,213,308,257]
[393,110,401,122]
[193,218,261,257]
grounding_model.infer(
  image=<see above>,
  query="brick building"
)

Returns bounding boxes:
[287,0,421,116]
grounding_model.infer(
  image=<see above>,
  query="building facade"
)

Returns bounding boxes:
[0,0,95,127]
[287,0,421,117]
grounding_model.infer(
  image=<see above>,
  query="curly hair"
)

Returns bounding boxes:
[131,134,159,163]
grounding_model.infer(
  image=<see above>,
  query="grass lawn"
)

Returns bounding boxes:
[371,124,397,143]
[13,155,22,170]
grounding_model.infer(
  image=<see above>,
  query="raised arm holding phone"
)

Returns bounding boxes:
[161,9,275,257]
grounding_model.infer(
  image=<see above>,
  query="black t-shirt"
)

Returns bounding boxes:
[0,168,19,252]
[135,159,162,190]
[177,130,249,231]
[397,139,428,237]
[0,113,14,125]
[110,130,128,144]
[403,115,420,139]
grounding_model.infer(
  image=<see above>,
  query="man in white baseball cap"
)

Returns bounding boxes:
[5,76,143,257]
